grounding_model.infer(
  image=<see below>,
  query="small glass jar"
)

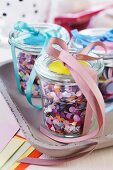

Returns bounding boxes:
[9,23,70,97]
[35,52,104,137]
[70,28,113,102]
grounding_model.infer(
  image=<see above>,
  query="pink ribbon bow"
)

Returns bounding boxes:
[20,38,107,166]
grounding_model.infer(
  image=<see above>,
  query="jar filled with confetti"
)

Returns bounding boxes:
[34,38,104,137]
[69,28,113,102]
[9,21,70,97]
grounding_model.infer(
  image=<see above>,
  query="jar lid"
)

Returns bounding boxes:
[9,22,70,53]
[70,28,113,56]
[35,51,104,82]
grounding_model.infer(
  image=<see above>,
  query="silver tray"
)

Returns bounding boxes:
[0,61,113,158]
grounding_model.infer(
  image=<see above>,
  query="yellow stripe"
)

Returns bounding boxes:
[0,136,25,168]
[9,146,34,170]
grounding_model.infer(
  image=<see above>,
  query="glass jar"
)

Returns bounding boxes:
[70,28,113,102]
[35,52,104,137]
[9,23,70,97]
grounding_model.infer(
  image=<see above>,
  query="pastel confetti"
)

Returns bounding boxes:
[42,81,86,136]
[17,52,41,97]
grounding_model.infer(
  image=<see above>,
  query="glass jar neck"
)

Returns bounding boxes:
[71,28,113,56]
[9,23,70,52]
[35,51,104,82]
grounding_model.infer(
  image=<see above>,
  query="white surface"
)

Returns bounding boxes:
[0,47,12,65]
[0,92,19,153]
[0,46,113,170]
[0,0,51,24]
[89,8,113,28]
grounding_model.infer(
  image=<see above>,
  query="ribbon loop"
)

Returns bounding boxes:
[47,37,68,58]
[47,37,106,62]
[80,41,107,55]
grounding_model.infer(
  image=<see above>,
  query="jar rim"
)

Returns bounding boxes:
[8,23,70,52]
[35,51,104,82]
[71,28,113,56]
[79,28,109,36]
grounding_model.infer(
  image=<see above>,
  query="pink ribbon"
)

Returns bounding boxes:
[20,38,106,166]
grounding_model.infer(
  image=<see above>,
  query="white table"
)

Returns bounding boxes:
[0,47,113,170]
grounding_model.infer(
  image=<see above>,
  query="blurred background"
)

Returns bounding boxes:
[0,0,113,47]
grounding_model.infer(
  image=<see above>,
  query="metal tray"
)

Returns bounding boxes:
[0,62,113,158]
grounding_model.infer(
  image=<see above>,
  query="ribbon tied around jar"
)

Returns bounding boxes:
[40,37,106,143]
[23,37,107,166]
